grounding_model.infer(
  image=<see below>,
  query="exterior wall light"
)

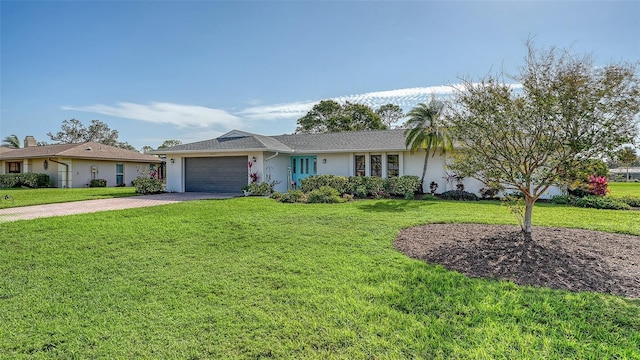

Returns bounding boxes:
[252,156,257,162]
[322,158,327,164]
[170,158,175,164]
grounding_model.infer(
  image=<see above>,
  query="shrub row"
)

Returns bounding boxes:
[551,194,633,210]
[271,187,348,204]
[299,175,421,198]
[0,173,50,188]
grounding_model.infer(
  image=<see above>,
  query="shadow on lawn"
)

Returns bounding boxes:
[356,200,427,213]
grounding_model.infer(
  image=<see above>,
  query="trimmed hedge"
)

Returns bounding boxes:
[572,196,631,210]
[89,179,107,187]
[616,196,640,208]
[132,177,164,194]
[439,190,479,201]
[385,176,422,197]
[277,190,306,203]
[0,173,50,188]
[306,186,343,203]
[300,175,421,198]
[243,182,276,196]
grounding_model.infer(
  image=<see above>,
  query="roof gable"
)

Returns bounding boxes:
[218,130,255,139]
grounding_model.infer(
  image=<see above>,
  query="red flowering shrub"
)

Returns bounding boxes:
[587,175,609,196]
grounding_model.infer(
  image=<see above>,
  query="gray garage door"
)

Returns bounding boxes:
[185,157,247,193]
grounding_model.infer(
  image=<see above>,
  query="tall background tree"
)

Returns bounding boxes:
[296,100,386,133]
[446,41,640,239]
[615,146,639,181]
[404,99,452,187]
[2,134,20,148]
[157,140,183,149]
[47,119,136,150]
[376,103,405,128]
[141,140,183,153]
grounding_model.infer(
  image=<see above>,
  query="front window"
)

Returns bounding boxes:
[387,155,399,178]
[355,155,365,176]
[8,162,21,173]
[371,155,382,177]
[116,163,124,186]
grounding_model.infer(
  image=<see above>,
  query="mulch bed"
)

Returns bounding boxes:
[394,224,640,298]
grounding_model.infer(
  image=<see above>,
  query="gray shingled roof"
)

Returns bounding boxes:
[273,129,408,152]
[0,142,161,163]
[159,132,293,152]
[158,129,409,154]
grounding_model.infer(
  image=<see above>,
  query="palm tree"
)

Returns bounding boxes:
[1,134,20,148]
[404,99,453,189]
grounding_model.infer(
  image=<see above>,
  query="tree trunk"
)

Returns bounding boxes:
[522,197,535,241]
[421,150,429,189]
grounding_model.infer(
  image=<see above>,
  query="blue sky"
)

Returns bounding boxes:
[1,1,639,150]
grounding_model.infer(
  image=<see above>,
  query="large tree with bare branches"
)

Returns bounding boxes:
[446,41,639,239]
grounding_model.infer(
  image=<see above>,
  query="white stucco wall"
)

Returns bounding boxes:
[165,156,184,192]
[162,150,563,199]
[28,158,60,187]
[401,152,449,192]
[261,152,290,193]
[66,160,155,188]
[316,153,351,177]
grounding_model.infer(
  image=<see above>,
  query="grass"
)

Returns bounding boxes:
[0,187,137,208]
[608,182,640,197]
[1,198,638,358]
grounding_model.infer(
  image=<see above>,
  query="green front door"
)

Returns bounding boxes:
[291,156,316,187]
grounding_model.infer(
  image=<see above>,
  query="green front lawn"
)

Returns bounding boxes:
[0,187,137,208]
[609,182,640,197]
[1,198,638,358]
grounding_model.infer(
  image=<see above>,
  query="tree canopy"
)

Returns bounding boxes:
[296,100,387,133]
[615,146,639,181]
[376,103,405,128]
[446,41,640,238]
[157,140,183,149]
[47,119,136,150]
[141,140,183,154]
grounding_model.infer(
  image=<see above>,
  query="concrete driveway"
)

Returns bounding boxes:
[0,192,240,222]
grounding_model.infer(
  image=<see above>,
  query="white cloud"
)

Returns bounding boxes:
[61,84,524,131]
[61,102,242,129]
[239,84,515,121]
[333,85,457,108]
[238,100,318,120]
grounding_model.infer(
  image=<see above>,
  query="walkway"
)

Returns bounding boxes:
[0,192,240,222]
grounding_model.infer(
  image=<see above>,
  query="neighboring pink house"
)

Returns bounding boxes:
[0,136,161,188]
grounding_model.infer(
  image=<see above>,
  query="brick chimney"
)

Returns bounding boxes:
[24,136,37,147]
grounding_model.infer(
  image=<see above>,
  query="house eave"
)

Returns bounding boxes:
[0,154,161,163]
[151,148,295,155]
[297,148,411,154]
